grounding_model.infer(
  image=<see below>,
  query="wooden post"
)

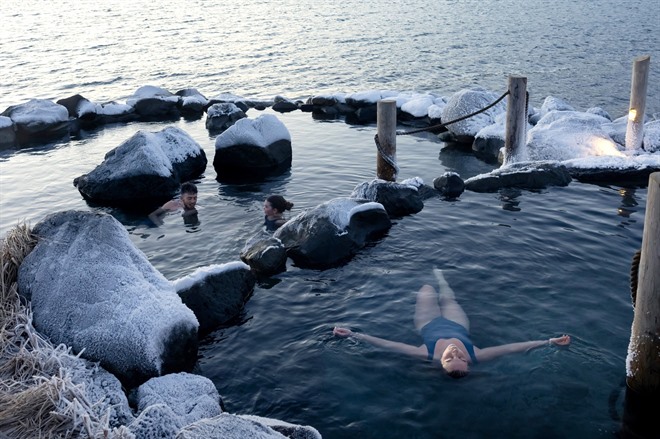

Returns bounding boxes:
[376,99,397,181]
[625,55,650,151]
[626,172,660,395]
[503,75,528,165]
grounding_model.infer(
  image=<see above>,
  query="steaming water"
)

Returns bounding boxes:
[1,1,657,438]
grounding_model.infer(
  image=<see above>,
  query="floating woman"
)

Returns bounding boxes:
[334,268,571,378]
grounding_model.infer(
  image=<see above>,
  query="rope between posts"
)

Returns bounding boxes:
[374,90,514,172]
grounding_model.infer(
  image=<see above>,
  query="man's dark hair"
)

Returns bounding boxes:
[180,181,198,195]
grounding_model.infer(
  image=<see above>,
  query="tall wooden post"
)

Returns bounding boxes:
[376,99,397,181]
[503,75,528,165]
[626,172,660,395]
[625,55,650,151]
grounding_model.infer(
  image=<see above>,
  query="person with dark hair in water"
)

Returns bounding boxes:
[149,181,199,226]
[334,269,571,378]
[263,195,293,231]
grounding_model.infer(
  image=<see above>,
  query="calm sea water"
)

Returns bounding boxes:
[0,1,657,438]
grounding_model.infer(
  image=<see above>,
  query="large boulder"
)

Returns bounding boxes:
[274,198,391,268]
[127,85,181,120]
[441,87,506,142]
[73,126,207,208]
[17,210,199,387]
[205,102,247,132]
[350,178,424,217]
[1,99,70,145]
[643,119,660,153]
[526,110,622,161]
[0,116,16,148]
[56,94,99,125]
[173,262,256,335]
[213,114,292,181]
[563,155,660,185]
[464,161,572,192]
[175,88,209,116]
[129,372,222,438]
[176,413,320,439]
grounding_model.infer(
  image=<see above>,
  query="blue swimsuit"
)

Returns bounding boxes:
[420,317,478,363]
[264,215,281,231]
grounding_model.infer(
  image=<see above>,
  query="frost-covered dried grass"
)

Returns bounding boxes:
[0,223,133,439]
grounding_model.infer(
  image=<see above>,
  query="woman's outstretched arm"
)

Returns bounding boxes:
[333,327,427,359]
[475,335,571,362]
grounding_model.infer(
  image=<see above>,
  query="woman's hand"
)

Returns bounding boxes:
[333,327,353,337]
[549,335,571,346]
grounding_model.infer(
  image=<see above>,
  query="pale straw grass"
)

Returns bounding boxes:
[0,223,134,439]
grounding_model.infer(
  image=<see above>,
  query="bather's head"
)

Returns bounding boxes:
[440,343,469,379]
[179,181,198,210]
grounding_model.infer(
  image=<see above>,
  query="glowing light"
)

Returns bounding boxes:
[589,136,624,156]
[628,109,637,121]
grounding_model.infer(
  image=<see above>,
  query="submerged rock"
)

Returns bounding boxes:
[433,172,465,198]
[240,234,288,276]
[205,102,246,132]
[17,210,199,387]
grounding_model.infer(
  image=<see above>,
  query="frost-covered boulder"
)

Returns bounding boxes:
[433,172,465,198]
[1,99,70,145]
[130,372,222,437]
[464,161,572,192]
[73,126,207,207]
[274,197,391,268]
[176,88,209,115]
[64,357,136,428]
[643,119,660,153]
[563,155,660,185]
[240,234,288,276]
[344,90,395,124]
[237,415,322,439]
[205,102,246,132]
[441,88,506,142]
[213,114,292,181]
[176,413,288,439]
[129,404,181,439]
[127,85,181,119]
[473,121,506,163]
[526,111,622,161]
[0,115,16,148]
[17,211,199,387]
[399,93,435,119]
[56,94,99,123]
[208,92,256,112]
[95,101,138,124]
[177,413,320,439]
[586,106,612,121]
[350,178,424,217]
[539,96,575,118]
[174,262,256,335]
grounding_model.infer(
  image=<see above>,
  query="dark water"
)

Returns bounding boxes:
[0,1,656,437]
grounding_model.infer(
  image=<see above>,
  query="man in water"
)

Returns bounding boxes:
[334,268,571,378]
[148,181,198,226]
